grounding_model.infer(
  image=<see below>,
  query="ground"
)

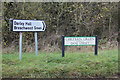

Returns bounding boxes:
[2,48,118,78]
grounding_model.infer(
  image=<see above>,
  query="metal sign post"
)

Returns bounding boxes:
[62,35,65,57]
[19,32,22,61]
[35,32,38,56]
[9,18,13,31]
[95,35,98,55]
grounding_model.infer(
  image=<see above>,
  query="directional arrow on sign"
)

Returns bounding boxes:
[42,21,46,31]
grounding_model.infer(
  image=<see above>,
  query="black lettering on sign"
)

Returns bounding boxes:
[25,22,31,25]
[14,26,17,29]
[71,42,78,45]
[14,21,24,26]
[34,26,42,29]
[14,21,17,25]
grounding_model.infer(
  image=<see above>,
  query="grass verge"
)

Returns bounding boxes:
[2,49,118,78]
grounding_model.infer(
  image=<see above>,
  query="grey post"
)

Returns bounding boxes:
[9,18,13,31]
[19,32,22,61]
[34,19,38,56]
[35,32,38,56]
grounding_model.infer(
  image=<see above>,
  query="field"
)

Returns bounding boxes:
[2,49,118,78]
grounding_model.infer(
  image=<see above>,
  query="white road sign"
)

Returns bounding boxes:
[64,37,95,46]
[13,19,46,31]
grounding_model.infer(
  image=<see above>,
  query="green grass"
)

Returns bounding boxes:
[2,49,118,78]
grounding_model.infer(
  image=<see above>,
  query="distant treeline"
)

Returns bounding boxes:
[2,2,118,52]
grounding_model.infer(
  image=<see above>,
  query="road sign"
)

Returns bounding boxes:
[64,37,95,46]
[62,35,98,57]
[9,18,46,61]
[13,19,46,32]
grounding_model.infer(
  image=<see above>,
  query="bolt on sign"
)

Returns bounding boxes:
[9,19,46,61]
[62,35,98,57]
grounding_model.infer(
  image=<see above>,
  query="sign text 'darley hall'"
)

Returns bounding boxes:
[13,19,46,32]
